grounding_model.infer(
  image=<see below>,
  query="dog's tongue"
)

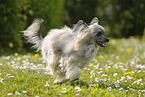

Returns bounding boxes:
[102,43,106,46]
[98,42,106,47]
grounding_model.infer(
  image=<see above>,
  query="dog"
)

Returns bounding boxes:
[22,17,109,83]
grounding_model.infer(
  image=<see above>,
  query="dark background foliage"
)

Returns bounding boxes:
[0,0,144,53]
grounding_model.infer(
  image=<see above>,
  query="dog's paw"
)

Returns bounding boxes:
[71,78,79,82]
[54,79,69,84]
[54,76,69,84]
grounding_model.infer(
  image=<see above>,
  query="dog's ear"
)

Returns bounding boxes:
[73,20,88,33]
[90,17,99,25]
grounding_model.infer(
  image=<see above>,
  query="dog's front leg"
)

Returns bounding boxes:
[66,65,81,81]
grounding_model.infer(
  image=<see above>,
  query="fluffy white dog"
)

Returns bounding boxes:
[22,17,109,83]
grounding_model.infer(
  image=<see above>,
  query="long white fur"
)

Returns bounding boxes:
[21,18,43,51]
[22,17,104,83]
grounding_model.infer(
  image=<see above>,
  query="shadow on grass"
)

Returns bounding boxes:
[55,80,90,88]
[70,80,90,88]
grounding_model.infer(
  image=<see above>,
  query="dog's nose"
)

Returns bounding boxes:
[106,38,109,42]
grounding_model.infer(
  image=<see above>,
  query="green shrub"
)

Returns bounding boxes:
[0,0,65,53]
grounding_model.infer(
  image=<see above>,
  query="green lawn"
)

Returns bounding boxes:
[0,38,145,97]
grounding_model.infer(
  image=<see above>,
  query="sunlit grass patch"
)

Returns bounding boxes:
[0,38,145,96]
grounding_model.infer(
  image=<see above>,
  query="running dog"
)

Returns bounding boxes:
[22,17,109,83]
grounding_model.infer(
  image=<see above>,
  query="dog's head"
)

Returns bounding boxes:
[73,17,109,47]
[89,17,109,47]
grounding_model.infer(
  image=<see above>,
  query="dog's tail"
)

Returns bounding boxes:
[21,18,43,51]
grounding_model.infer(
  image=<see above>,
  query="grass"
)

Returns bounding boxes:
[0,38,145,97]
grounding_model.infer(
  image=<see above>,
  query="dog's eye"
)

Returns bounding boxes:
[97,31,102,36]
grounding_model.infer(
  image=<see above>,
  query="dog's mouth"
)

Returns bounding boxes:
[96,41,106,47]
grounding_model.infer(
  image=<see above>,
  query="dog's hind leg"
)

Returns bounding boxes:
[65,65,81,81]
